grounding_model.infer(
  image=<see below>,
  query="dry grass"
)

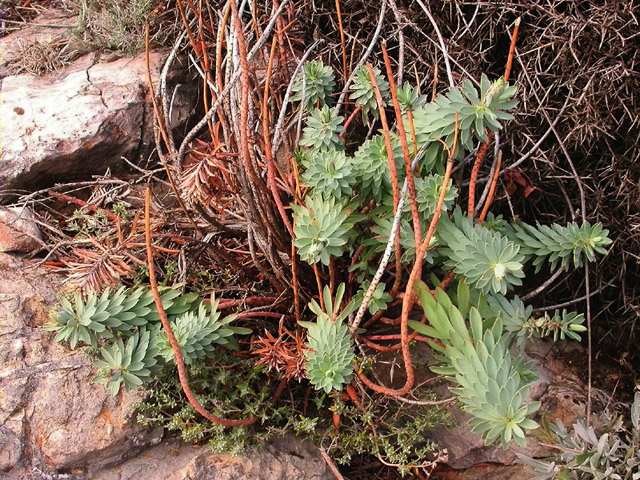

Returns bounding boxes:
[6,36,77,75]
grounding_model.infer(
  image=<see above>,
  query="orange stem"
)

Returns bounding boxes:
[367,63,403,296]
[478,151,503,222]
[358,120,458,397]
[382,42,421,247]
[144,187,255,427]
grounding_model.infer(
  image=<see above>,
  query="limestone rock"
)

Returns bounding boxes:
[0,9,195,189]
[0,253,162,476]
[0,207,43,254]
[93,437,332,480]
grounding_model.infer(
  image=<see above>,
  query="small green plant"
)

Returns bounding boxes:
[410,282,539,446]
[292,60,336,110]
[292,194,359,266]
[47,286,199,348]
[300,284,357,393]
[301,149,354,200]
[412,74,517,151]
[353,283,392,315]
[158,294,251,365]
[413,174,458,216]
[439,208,526,295]
[352,134,403,202]
[95,326,161,396]
[350,65,389,120]
[300,105,344,151]
[518,391,640,479]
[508,221,613,272]
[48,287,248,396]
[396,83,427,112]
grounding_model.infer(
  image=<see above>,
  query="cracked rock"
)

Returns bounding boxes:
[0,254,161,477]
[0,9,196,190]
[0,207,43,254]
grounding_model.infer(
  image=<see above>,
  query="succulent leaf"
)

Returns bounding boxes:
[438,208,525,294]
[300,285,355,393]
[158,293,251,365]
[397,83,427,112]
[302,149,354,200]
[292,194,359,266]
[350,65,389,120]
[300,105,344,151]
[95,327,160,396]
[411,74,517,152]
[410,284,538,447]
[292,60,336,109]
[48,286,199,348]
[507,221,612,272]
[352,134,403,202]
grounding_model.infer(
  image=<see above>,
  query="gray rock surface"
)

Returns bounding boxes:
[0,9,195,189]
[0,207,43,254]
[0,253,162,477]
[93,437,331,480]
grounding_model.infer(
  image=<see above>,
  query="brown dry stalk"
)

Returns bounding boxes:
[291,242,301,323]
[335,0,348,82]
[382,42,421,247]
[217,296,280,309]
[262,35,294,236]
[145,25,203,238]
[467,140,491,218]
[47,190,121,223]
[232,5,259,186]
[504,17,521,83]
[467,19,521,220]
[366,63,402,295]
[195,3,215,139]
[357,121,458,397]
[478,151,503,222]
[144,187,255,427]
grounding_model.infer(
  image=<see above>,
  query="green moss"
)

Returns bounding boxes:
[135,351,450,474]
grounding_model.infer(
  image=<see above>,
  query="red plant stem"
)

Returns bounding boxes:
[292,242,301,323]
[364,333,430,343]
[217,296,280,309]
[144,187,255,427]
[262,35,294,236]
[467,140,491,218]
[48,190,122,223]
[340,105,362,138]
[504,18,521,82]
[345,384,364,410]
[438,272,456,290]
[329,257,336,296]
[357,122,458,397]
[478,151,503,222]
[367,63,403,295]
[468,19,520,219]
[382,42,422,247]
[313,263,324,310]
